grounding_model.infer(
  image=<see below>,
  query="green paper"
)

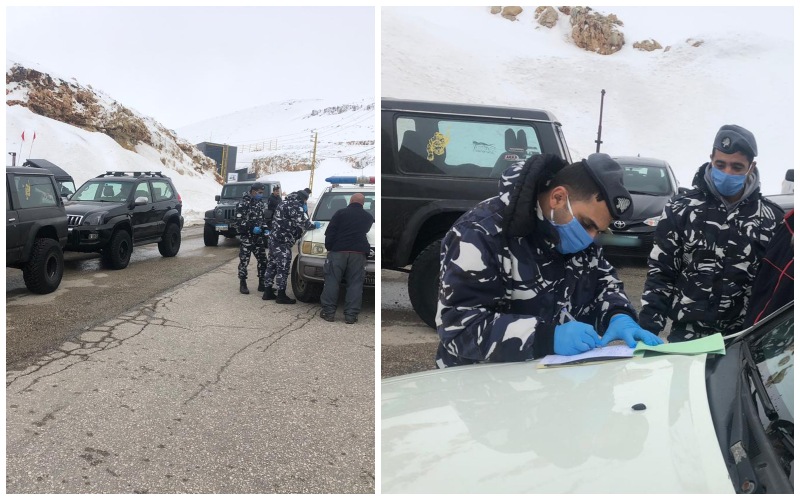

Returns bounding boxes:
[633,332,726,357]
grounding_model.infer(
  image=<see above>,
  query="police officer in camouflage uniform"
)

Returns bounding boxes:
[436,153,663,368]
[235,182,269,294]
[640,125,784,342]
[262,188,320,304]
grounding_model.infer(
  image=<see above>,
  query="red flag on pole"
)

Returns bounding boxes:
[21,131,25,141]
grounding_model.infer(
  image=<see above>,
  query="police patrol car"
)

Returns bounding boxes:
[291,176,375,302]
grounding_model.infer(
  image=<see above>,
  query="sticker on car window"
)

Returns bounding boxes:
[426,131,450,162]
[24,182,31,200]
[472,141,496,154]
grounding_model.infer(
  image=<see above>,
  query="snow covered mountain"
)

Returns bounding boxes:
[382,6,793,196]
[5,55,374,225]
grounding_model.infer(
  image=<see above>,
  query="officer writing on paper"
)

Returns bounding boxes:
[435,154,663,368]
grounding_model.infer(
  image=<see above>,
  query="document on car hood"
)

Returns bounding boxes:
[539,345,635,368]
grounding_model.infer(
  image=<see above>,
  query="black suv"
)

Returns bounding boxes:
[64,171,183,269]
[203,180,281,246]
[382,98,573,327]
[6,166,68,293]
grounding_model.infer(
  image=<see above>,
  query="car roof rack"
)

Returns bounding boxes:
[97,171,167,179]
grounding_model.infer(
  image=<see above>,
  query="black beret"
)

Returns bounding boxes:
[296,189,310,201]
[582,153,633,220]
[250,182,265,191]
[714,124,757,158]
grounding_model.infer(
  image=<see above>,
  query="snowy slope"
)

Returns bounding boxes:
[381,6,793,195]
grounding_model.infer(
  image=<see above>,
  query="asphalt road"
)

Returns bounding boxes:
[380,255,657,378]
[6,225,376,493]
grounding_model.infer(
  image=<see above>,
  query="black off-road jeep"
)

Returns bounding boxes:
[64,171,183,269]
[381,98,573,327]
[6,166,68,293]
[203,180,281,246]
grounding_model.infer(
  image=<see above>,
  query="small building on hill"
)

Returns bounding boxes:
[196,142,238,180]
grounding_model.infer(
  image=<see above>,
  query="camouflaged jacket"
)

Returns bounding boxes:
[235,193,268,238]
[435,158,638,368]
[639,164,784,337]
[269,192,315,246]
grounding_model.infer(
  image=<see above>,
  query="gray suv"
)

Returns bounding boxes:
[6,166,68,293]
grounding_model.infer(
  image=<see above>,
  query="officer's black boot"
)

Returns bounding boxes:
[239,279,249,295]
[262,287,276,300]
[258,278,265,292]
[275,289,296,304]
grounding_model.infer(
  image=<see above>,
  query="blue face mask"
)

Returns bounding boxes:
[254,193,264,200]
[711,166,749,196]
[549,196,594,254]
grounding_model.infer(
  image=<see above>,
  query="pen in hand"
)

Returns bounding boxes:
[561,307,576,322]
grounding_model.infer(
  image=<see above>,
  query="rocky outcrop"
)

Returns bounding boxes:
[534,6,559,28]
[633,39,663,52]
[558,6,571,16]
[687,38,704,47]
[501,6,523,21]
[569,7,625,55]
[490,6,502,14]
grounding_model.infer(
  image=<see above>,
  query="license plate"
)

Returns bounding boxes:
[215,224,228,230]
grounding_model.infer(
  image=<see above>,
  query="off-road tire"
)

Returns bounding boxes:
[158,222,181,257]
[102,230,132,270]
[408,239,442,329]
[203,223,219,246]
[22,238,64,294]
[291,256,323,303]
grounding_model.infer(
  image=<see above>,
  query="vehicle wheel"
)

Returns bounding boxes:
[291,256,323,303]
[22,238,64,294]
[158,222,181,257]
[102,230,132,270]
[203,223,219,246]
[408,239,442,329]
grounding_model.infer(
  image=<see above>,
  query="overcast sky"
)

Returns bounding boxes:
[6,6,375,129]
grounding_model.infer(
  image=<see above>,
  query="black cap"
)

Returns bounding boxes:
[250,182,265,191]
[296,189,310,201]
[582,153,633,220]
[272,186,280,192]
[713,124,757,159]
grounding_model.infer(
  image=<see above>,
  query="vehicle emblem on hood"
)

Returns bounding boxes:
[613,220,626,229]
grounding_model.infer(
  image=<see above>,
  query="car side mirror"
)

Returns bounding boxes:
[215,195,221,202]
[786,169,794,182]
[134,196,149,206]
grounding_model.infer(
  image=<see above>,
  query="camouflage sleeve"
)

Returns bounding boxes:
[437,225,556,364]
[584,254,638,334]
[639,203,682,334]
[234,202,248,235]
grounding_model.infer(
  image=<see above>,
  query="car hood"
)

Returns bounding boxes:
[382,354,733,494]
[64,201,120,215]
[628,193,671,220]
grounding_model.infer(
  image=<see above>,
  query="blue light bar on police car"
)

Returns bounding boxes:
[325,176,375,184]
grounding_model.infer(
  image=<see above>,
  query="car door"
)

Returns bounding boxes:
[6,175,22,262]
[149,179,174,235]
[130,181,157,241]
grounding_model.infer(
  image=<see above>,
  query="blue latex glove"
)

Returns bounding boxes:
[252,226,262,235]
[599,314,664,347]
[303,203,308,213]
[554,321,601,356]
[313,221,321,229]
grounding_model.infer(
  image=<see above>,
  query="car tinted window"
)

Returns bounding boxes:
[221,184,250,199]
[14,175,58,209]
[622,165,673,196]
[313,192,375,221]
[73,181,132,202]
[151,180,173,202]
[395,116,540,178]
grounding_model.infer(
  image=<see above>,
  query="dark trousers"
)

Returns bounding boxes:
[238,236,267,280]
[321,251,366,317]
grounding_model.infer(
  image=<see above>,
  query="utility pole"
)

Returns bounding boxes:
[309,131,318,193]
[595,89,606,153]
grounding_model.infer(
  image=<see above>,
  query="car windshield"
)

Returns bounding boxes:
[220,184,252,199]
[621,165,672,196]
[72,181,133,202]
[313,191,375,221]
[748,311,794,423]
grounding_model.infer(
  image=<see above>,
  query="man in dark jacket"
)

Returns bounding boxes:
[267,186,282,212]
[262,188,319,304]
[320,193,375,324]
[436,153,663,368]
[235,182,268,294]
[640,125,784,342]
[743,209,793,327]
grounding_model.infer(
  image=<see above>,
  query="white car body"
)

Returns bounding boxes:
[382,354,735,494]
